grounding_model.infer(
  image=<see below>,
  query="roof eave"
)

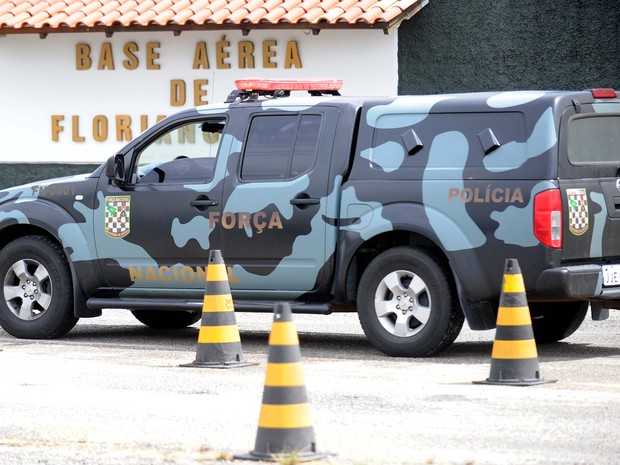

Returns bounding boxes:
[0,22,399,37]
[384,0,428,34]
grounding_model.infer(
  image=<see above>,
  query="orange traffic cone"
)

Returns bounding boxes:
[474,258,555,386]
[181,250,255,368]
[236,303,330,461]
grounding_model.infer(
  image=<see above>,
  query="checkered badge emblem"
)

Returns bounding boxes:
[105,196,131,238]
[567,188,588,236]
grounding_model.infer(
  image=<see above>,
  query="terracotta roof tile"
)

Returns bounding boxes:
[228,0,262,23]
[170,8,192,22]
[8,12,32,26]
[134,8,157,24]
[357,7,383,23]
[298,7,322,22]
[189,0,211,12]
[152,0,172,13]
[134,0,155,14]
[376,8,401,23]
[0,3,16,17]
[280,5,306,22]
[117,9,138,25]
[246,0,281,23]
[6,1,32,17]
[99,10,121,23]
[30,11,52,26]
[170,0,191,14]
[315,0,343,22]
[63,1,87,16]
[152,8,174,23]
[188,7,210,23]
[0,0,426,33]
[63,12,87,27]
[264,2,301,22]
[82,10,104,25]
[222,0,249,14]
[116,0,138,14]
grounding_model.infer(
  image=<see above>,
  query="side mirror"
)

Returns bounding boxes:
[106,155,125,184]
[201,121,225,133]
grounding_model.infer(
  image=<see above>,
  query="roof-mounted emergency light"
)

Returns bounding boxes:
[591,88,617,99]
[235,78,343,92]
[226,78,343,103]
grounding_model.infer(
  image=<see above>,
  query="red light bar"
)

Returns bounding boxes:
[235,78,343,92]
[591,88,617,99]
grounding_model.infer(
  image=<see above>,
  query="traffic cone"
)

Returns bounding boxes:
[235,303,330,461]
[181,250,256,368]
[474,258,555,386]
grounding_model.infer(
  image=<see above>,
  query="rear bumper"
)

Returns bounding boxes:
[536,265,620,299]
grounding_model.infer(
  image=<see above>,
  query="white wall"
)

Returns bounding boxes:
[0,30,398,164]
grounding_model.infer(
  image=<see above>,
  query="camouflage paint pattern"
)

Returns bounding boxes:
[1,89,620,331]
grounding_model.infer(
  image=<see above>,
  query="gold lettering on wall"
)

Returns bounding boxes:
[170,80,210,106]
[64,38,306,143]
[123,42,139,70]
[216,35,231,69]
[170,79,186,106]
[52,115,168,143]
[263,40,277,68]
[51,115,64,141]
[285,41,302,68]
[193,79,209,106]
[75,44,92,70]
[193,42,210,69]
[72,116,85,142]
[116,115,132,141]
[238,41,255,69]
[146,42,161,70]
[76,39,303,71]
[92,115,108,142]
[98,42,115,70]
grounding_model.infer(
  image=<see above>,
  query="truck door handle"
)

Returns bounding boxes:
[190,196,218,211]
[290,196,319,210]
[290,198,319,205]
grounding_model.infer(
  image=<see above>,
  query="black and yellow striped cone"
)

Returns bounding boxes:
[474,258,555,386]
[181,249,256,369]
[235,303,329,461]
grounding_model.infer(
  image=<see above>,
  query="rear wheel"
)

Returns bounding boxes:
[132,310,201,329]
[357,246,464,357]
[0,236,77,339]
[530,301,588,343]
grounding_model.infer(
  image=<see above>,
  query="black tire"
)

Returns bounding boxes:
[357,246,464,357]
[530,301,588,343]
[0,236,78,339]
[131,310,201,329]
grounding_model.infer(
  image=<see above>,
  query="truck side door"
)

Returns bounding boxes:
[221,107,340,298]
[94,110,235,297]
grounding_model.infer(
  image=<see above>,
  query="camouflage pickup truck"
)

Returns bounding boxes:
[1,79,619,357]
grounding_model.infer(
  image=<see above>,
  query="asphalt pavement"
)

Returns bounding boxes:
[0,309,619,465]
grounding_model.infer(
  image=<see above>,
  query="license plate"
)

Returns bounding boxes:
[602,265,620,286]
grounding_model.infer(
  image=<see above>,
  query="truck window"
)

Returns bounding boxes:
[567,115,620,165]
[136,118,225,184]
[241,114,321,181]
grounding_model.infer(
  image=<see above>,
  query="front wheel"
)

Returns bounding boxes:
[0,236,77,339]
[357,246,464,357]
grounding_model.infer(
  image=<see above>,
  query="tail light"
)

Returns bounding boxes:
[591,88,617,99]
[534,189,562,248]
